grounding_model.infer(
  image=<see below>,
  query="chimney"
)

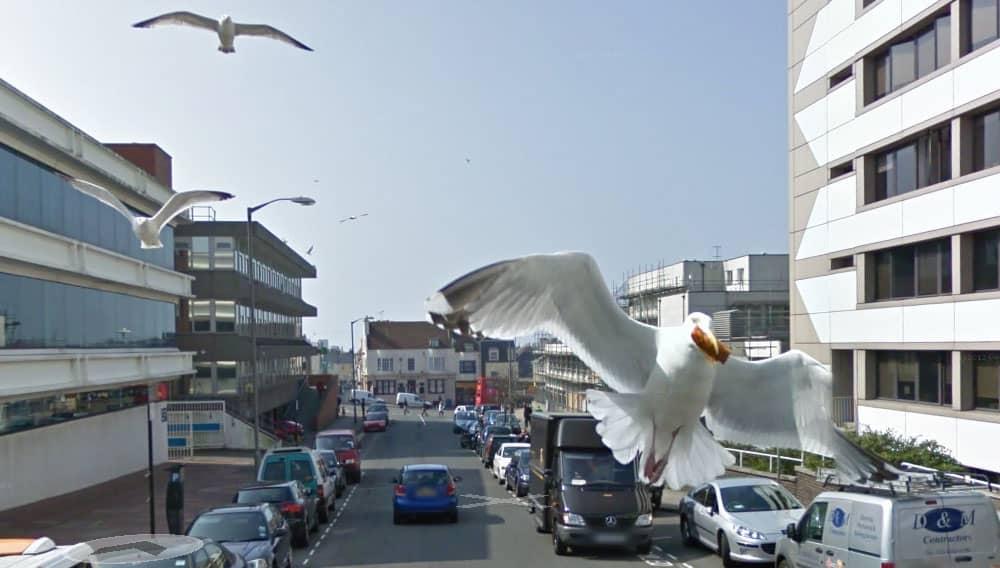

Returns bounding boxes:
[105,143,173,189]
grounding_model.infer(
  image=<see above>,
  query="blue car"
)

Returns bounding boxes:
[392,464,462,524]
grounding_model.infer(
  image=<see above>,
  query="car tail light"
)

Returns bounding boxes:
[395,485,406,496]
[880,563,894,568]
[281,503,303,514]
[446,482,456,496]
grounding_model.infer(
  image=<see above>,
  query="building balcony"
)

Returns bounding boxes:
[176,334,315,361]
[183,271,316,317]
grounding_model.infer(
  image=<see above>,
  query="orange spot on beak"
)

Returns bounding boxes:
[691,326,731,364]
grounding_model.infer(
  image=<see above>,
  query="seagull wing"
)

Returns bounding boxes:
[149,191,235,230]
[704,351,898,483]
[68,178,138,227]
[234,23,313,51]
[133,11,218,31]
[426,252,657,393]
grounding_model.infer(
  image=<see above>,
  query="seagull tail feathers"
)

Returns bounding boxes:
[586,389,647,467]
[659,423,734,491]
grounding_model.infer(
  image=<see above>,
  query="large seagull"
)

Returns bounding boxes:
[426,252,897,490]
[68,178,234,249]
[132,12,313,53]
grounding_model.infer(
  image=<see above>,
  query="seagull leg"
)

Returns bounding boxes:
[644,426,681,483]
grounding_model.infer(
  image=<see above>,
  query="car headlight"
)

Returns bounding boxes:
[635,513,653,527]
[734,525,765,540]
[561,512,586,527]
[519,473,529,481]
[247,559,269,568]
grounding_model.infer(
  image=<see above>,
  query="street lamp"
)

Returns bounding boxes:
[248,196,315,473]
[350,315,374,423]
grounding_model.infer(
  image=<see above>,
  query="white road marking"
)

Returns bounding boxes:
[666,553,678,560]
[682,563,693,568]
[302,560,309,566]
[299,484,359,567]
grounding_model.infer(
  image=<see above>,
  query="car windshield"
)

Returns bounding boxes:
[316,435,354,451]
[488,426,511,436]
[366,412,386,420]
[720,484,803,512]
[456,412,476,421]
[237,487,292,504]
[188,512,268,542]
[288,458,315,483]
[500,445,526,457]
[561,451,636,487]
[260,459,287,482]
[401,470,449,486]
[516,450,531,470]
[318,452,339,468]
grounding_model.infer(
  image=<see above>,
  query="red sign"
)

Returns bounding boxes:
[475,376,500,405]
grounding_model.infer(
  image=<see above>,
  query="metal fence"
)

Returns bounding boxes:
[831,396,854,426]
[725,446,804,474]
[165,400,226,460]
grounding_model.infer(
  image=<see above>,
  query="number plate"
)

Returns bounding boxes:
[593,533,626,545]
[417,488,437,497]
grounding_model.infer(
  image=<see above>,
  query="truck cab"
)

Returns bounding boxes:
[528,412,654,556]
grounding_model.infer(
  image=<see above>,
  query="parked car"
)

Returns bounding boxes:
[363,410,389,432]
[775,487,1000,568]
[186,503,293,568]
[392,464,462,524]
[453,410,478,434]
[493,442,530,480]
[483,434,519,469]
[273,420,303,443]
[316,450,347,497]
[315,429,362,483]
[257,447,336,524]
[477,425,512,455]
[347,389,377,404]
[504,448,531,496]
[233,481,317,548]
[679,477,804,566]
[460,422,480,449]
[481,409,501,427]
[73,536,257,568]
[453,405,471,413]
[368,399,388,412]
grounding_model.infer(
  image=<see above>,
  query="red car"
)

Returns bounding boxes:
[316,429,361,483]
[273,420,304,442]
[363,410,388,432]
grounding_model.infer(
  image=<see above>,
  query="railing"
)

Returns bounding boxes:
[831,396,854,426]
[725,446,804,475]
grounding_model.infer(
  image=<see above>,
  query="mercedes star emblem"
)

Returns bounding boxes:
[604,515,617,527]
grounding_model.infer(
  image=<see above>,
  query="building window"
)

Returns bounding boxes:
[375,380,397,395]
[735,268,745,284]
[871,14,951,102]
[428,379,445,394]
[214,237,234,270]
[971,352,1000,409]
[973,228,1000,290]
[875,351,952,404]
[216,361,238,394]
[407,358,415,371]
[872,125,950,202]
[429,357,445,372]
[490,371,499,378]
[459,360,477,374]
[970,0,1000,53]
[191,300,212,332]
[831,255,855,270]
[191,237,211,270]
[830,160,854,179]
[829,65,853,89]
[870,238,951,300]
[971,108,1000,173]
[215,301,235,333]
[488,348,500,362]
[464,342,475,352]
[429,338,441,348]
[377,358,393,372]
[725,270,733,284]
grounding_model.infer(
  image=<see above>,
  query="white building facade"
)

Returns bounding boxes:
[0,78,194,510]
[789,0,1000,474]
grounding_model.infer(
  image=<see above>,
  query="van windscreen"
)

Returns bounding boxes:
[317,435,354,451]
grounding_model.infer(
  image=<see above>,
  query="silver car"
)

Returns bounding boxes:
[678,477,805,566]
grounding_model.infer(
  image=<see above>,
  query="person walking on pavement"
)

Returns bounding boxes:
[165,464,185,535]
[403,399,409,414]
[421,399,429,418]
[437,399,444,416]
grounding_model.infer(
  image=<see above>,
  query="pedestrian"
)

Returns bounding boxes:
[403,399,409,414]
[421,401,428,417]
[165,464,185,535]
[437,399,444,416]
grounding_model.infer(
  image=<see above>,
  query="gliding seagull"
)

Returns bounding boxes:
[426,252,898,490]
[132,12,313,53]
[339,213,369,223]
[67,178,234,249]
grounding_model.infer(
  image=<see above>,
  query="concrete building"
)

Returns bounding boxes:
[789,0,1000,474]
[533,339,605,413]
[618,254,790,359]
[0,78,193,510]
[172,220,316,426]
[360,321,477,406]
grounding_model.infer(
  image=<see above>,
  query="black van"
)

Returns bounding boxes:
[528,412,653,556]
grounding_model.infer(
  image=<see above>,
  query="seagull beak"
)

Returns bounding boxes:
[691,326,730,364]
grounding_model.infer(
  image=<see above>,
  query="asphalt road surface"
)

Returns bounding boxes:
[296,408,727,568]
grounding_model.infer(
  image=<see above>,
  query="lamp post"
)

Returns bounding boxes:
[248,196,316,473]
[350,316,373,423]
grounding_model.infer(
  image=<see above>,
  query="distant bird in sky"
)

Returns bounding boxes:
[67,178,233,249]
[307,245,314,255]
[132,12,313,53]
[339,213,369,223]
[426,252,898,490]
[465,158,471,164]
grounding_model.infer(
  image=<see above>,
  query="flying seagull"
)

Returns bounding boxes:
[307,245,314,255]
[465,158,471,164]
[132,12,313,53]
[67,178,234,249]
[425,252,898,490]
[339,213,369,223]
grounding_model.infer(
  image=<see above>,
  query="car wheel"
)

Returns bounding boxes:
[680,516,697,546]
[636,541,652,555]
[310,511,320,533]
[449,510,458,524]
[777,559,791,568]
[318,503,330,524]
[393,510,402,525]
[718,533,736,567]
[516,486,527,497]
[553,530,568,555]
[294,527,309,548]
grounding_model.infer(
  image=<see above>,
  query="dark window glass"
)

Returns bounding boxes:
[970,0,999,52]
[972,110,1000,172]
[0,384,151,435]
[916,28,936,79]
[871,239,950,301]
[874,54,890,100]
[973,229,1000,291]
[876,351,950,404]
[937,15,951,67]
[972,353,1000,409]
[895,143,917,195]
[0,272,174,349]
[872,125,950,203]
[871,14,951,102]
[892,247,916,298]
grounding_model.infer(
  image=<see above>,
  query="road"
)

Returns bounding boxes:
[296,408,726,568]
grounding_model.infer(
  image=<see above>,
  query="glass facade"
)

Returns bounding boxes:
[0,144,174,269]
[869,238,951,301]
[0,384,150,436]
[871,14,950,102]
[0,272,175,349]
[971,352,1000,410]
[186,299,302,338]
[183,357,306,398]
[875,351,952,404]
[175,236,303,298]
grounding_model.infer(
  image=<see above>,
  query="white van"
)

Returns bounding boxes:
[775,489,1000,568]
[348,389,377,404]
[395,392,426,408]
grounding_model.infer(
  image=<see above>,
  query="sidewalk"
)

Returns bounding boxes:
[0,414,364,544]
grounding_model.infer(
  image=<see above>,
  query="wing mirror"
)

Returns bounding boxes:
[453,476,463,483]
[785,522,799,542]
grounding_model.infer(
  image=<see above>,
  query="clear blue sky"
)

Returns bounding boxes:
[0,1,788,348]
